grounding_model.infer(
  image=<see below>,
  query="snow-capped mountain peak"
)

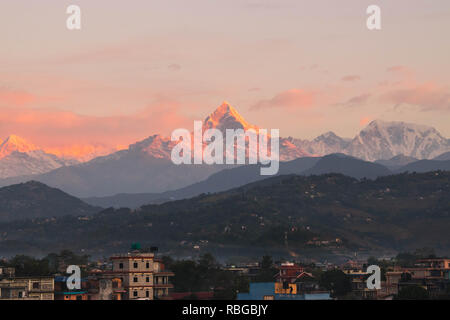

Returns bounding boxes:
[347,119,450,161]
[129,134,175,159]
[0,134,39,158]
[203,101,258,131]
[0,134,78,178]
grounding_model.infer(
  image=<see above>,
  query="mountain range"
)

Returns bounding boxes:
[0,135,78,179]
[0,102,449,197]
[288,120,450,161]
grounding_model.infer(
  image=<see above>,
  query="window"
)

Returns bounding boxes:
[146,262,150,268]
[133,277,138,283]
[146,276,150,283]
[133,291,138,297]
[146,291,149,298]
[76,295,83,301]
[18,292,23,298]
[32,282,40,289]
[119,263,123,269]
[133,262,138,268]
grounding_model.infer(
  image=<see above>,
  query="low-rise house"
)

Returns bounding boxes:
[54,276,89,300]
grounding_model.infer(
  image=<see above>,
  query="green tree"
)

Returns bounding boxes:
[319,269,352,298]
[397,285,429,300]
[254,255,277,282]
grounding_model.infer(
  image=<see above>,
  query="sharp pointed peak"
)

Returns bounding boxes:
[203,101,257,131]
[0,134,38,157]
[212,101,240,116]
[3,134,29,144]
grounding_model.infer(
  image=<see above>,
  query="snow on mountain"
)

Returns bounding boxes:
[202,101,311,161]
[287,132,351,157]
[0,134,39,158]
[345,120,450,161]
[203,101,258,132]
[0,135,78,178]
[1,103,448,196]
[117,101,311,162]
[286,120,449,162]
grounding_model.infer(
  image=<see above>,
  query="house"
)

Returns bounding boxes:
[54,276,89,300]
[86,275,125,300]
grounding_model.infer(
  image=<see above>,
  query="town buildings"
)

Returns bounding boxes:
[0,247,173,301]
[238,262,331,300]
[378,258,450,299]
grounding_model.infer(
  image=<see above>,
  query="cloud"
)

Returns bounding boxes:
[382,83,450,111]
[168,64,182,71]
[0,100,193,160]
[341,75,361,82]
[386,65,414,79]
[0,88,37,106]
[359,117,371,127]
[339,93,371,107]
[387,65,410,73]
[251,89,315,110]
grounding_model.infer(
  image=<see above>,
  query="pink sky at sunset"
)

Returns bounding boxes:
[0,0,449,159]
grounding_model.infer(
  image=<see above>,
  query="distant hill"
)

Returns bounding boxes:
[0,181,99,222]
[84,154,393,208]
[375,155,418,170]
[434,151,450,161]
[303,154,391,179]
[83,157,321,208]
[84,153,450,209]
[1,171,449,257]
[396,160,450,173]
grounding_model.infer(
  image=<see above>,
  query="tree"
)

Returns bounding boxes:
[254,255,277,282]
[397,285,429,300]
[319,269,352,297]
[261,255,273,269]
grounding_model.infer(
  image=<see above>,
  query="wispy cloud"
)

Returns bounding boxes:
[168,64,182,71]
[382,83,450,111]
[341,75,361,82]
[0,88,37,106]
[251,89,315,110]
[0,100,193,159]
[338,93,371,107]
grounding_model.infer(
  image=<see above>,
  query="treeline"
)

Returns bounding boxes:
[1,250,90,277]
[162,253,250,299]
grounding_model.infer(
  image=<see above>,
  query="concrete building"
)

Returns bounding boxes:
[54,276,89,300]
[109,251,174,300]
[84,272,126,300]
[0,276,54,300]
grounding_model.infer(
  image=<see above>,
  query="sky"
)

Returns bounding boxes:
[0,0,449,159]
